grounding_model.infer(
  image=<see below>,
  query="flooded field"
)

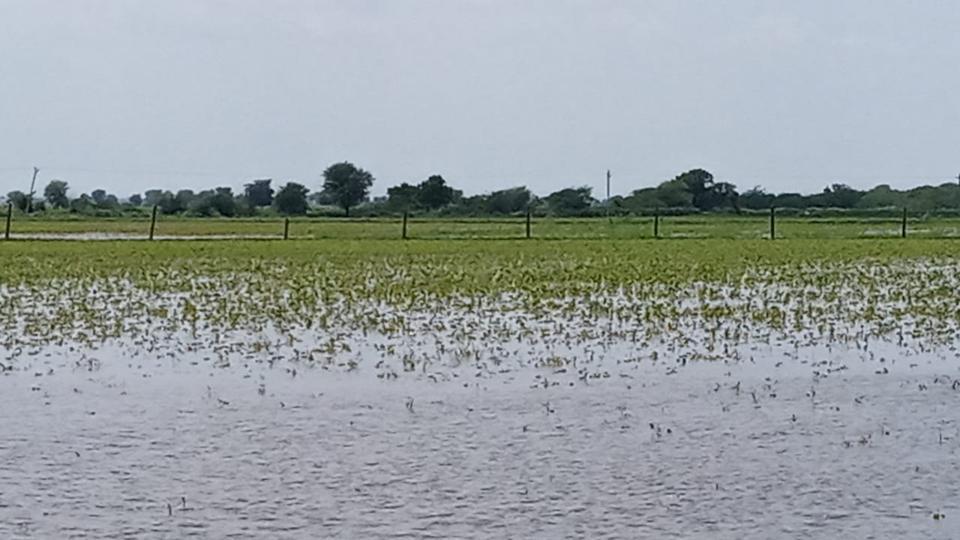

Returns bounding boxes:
[1,239,959,538]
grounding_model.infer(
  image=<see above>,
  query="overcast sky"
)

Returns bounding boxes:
[1,0,959,198]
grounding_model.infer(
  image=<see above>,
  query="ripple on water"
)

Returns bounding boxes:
[0,344,958,539]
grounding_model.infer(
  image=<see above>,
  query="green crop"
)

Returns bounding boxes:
[1,238,959,379]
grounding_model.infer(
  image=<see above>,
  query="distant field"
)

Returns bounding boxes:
[2,214,959,240]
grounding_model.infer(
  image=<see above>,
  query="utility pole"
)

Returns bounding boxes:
[956,172,960,187]
[606,169,611,203]
[605,169,612,220]
[26,167,39,214]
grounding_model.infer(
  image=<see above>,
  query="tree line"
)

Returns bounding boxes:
[4,164,960,218]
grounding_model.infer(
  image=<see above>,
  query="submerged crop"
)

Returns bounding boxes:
[2,239,960,381]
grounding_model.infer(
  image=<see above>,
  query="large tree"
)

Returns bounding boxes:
[417,175,458,210]
[175,189,196,211]
[91,189,108,206]
[653,179,694,208]
[43,180,70,208]
[244,179,274,207]
[5,191,29,212]
[273,182,309,215]
[705,181,740,212]
[386,182,420,212]
[144,189,165,207]
[195,187,237,217]
[810,183,862,209]
[674,169,716,210]
[544,186,595,216]
[322,162,374,217]
[739,187,774,210]
[774,193,806,209]
[486,187,531,214]
[652,169,738,211]
[157,191,181,214]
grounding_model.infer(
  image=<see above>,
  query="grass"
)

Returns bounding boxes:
[3,214,960,239]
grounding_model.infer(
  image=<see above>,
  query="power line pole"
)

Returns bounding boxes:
[606,169,611,203]
[605,169,612,220]
[26,167,39,214]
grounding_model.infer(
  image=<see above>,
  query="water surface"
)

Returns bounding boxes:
[1,345,956,539]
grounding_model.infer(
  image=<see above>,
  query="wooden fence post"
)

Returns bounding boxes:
[402,212,408,240]
[901,207,907,238]
[654,213,660,239]
[283,218,290,240]
[149,205,158,240]
[769,206,776,240]
[4,202,11,240]
[525,208,532,239]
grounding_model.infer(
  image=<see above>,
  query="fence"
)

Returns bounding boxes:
[0,205,948,241]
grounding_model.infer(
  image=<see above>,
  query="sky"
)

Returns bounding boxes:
[1,0,959,199]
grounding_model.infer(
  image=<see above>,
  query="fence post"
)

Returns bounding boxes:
[769,206,776,240]
[901,207,907,238]
[402,212,408,240]
[283,217,290,240]
[149,205,158,240]
[525,207,532,239]
[4,202,11,241]
[653,212,660,239]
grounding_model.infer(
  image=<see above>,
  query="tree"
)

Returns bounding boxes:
[322,162,374,217]
[707,181,740,212]
[70,194,94,213]
[128,194,143,206]
[43,180,70,208]
[417,175,458,210]
[450,194,489,215]
[654,179,694,208]
[189,187,236,217]
[544,187,595,216]
[623,188,665,211]
[244,179,274,207]
[5,191,29,212]
[144,189,165,207]
[89,189,119,209]
[273,182,309,215]
[386,182,420,212]
[675,169,716,210]
[175,190,196,211]
[810,183,861,208]
[649,169,738,211]
[904,185,943,213]
[486,187,531,214]
[739,187,775,210]
[157,192,180,214]
[856,185,901,209]
[774,193,806,209]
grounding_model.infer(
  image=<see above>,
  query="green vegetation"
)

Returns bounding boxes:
[4,214,960,240]
[3,237,960,378]
[3,236,958,286]
[321,162,375,217]
[6,163,960,221]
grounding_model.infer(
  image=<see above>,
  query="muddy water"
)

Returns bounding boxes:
[0,346,958,539]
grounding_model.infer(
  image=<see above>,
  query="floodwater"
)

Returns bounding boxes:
[1,342,958,539]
